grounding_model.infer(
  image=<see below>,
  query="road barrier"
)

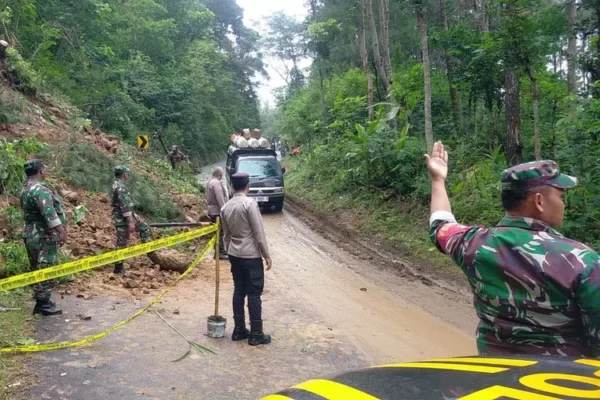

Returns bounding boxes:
[0,225,219,353]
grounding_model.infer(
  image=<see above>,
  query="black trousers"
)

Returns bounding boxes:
[209,215,226,255]
[229,255,264,328]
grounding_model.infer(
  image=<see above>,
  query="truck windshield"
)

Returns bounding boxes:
[237,158,282,179]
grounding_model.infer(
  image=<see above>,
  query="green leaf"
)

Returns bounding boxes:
[172,346,192,362]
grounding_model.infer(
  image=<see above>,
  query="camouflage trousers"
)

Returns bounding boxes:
[24,237,58,302]
[114,221,156,269]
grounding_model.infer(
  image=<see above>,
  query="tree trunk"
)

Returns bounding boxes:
[527,71,541,160]
[310,0,327,118]
[378,0,393,87]
[567,0,577,93]
[504,70,522,165]
[440,0,463,134]
[359,0,375,120]
[551,99,557,159]
[417,8,434,151]
[366,0,389,92]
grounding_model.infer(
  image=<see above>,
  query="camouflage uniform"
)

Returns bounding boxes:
[168,147,187,170]
[430,160,600,357]
[111,166,153,272]
[20,162,65,302]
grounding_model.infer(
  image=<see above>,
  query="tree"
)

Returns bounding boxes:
[566,0,577,93]
[359,0,375,120]
[366,0,390,92]
[416,4,434,151]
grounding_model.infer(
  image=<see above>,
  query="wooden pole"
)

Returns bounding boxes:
[214,217,220,317]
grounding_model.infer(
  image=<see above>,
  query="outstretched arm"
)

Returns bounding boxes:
[425,141,452,216]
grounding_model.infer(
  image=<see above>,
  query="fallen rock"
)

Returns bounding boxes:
[123,280,140,289]
[76,314,92,321]
[153,249,192,273]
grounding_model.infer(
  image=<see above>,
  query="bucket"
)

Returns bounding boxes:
[207,316,227,338]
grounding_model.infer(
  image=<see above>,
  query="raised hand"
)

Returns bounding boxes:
[424,141,448,181]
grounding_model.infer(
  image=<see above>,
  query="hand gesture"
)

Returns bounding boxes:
[424,141,448,181]
[265,257,272,271]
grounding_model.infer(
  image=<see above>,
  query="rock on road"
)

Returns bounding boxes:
[24,166,477,400]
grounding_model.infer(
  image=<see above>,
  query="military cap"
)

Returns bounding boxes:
[501,160,578,192]
[231,172,249,187]
[24,159,45,172]
[115,165,131,175]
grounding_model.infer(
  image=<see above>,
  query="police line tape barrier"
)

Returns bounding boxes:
[0,235,216,353]
[0,224,218,293]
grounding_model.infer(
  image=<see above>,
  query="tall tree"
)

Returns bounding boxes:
[504,70,522,164]
[378,0,393,86]
[566,0,577,93]
[366,0,389,92]
[440,0,463,133]
[416,4,434,151]
[359,0,375,120]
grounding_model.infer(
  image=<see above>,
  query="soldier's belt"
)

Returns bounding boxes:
[0,224,218,292]
[0,236,216,353]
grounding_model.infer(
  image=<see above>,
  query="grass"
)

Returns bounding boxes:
[0,290,35,399]
[284,157,462,280]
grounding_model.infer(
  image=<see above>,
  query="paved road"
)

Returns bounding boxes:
[23,165,477,400]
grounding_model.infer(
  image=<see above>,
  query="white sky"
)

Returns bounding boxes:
[236,0,309,106]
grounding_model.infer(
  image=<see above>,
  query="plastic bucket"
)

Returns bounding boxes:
[207,316,227,338]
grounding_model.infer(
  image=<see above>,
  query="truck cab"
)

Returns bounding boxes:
[226,146,285,212]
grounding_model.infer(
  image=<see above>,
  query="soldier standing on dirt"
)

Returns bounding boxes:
[426,141,600,357]
[206,167,228,260]
[111,165,156,274]
[168,145,188,170]
[221,172,273,346]
[20,159,67,316]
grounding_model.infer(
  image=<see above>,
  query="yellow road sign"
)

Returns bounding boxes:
[137,135,149,150]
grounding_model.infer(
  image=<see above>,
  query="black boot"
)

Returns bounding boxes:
[231,315,249,341]
[33,300,63,316]
[248,320,271,346]
[113,263,125,274]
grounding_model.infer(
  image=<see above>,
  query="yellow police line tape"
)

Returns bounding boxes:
[0,224,218,292]
[0,235,216,353]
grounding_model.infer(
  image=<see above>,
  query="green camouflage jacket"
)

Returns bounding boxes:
[20,179,65,240]
[112,179,134,226]
[430,214,600,358]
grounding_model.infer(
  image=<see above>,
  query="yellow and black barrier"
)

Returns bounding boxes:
[262,357,600,400]
[0,224,218,292]
[0,224,219,353]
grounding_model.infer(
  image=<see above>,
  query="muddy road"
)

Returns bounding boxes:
[23,170,478,400]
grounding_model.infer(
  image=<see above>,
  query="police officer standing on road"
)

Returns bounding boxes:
[206,167,228,260]
[112,166,156,274]
[426,142,600,357]
[221,172,272,346]
[20,159,67,316]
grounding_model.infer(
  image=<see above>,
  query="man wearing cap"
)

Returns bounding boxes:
[168,145,188,170]
[112,165,155,274]
[206,167,228,260]
[20,159,67,316]
[221,172,273,346]
[426,141,600,357]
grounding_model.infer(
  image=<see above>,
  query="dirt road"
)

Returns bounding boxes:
[23,189,478,399]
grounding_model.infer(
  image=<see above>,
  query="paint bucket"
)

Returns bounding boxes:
[207,316,227,338]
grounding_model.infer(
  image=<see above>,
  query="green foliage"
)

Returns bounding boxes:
[0,137,47,196]
[0,242,29,278]
[55,142,179,221]
[0,0,263,163]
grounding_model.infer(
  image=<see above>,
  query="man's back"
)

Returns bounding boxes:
[431,215,600,357]
[221,194,269,259]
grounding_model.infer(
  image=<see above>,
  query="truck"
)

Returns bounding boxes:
[225,146,286,212]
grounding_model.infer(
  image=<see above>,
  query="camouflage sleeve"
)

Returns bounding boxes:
[37,188,62,229]
[429,215,480,265]
[118,186,133,218]
[575,261,600,357]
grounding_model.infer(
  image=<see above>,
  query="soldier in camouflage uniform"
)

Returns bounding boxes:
[168,145,188,170]
[20,159,67,316]
[426,142,600,357]
[112,165,155,274]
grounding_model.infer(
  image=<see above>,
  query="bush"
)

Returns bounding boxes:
[0,137,48,196]
[0,242,29,278]
[57,142,180,221]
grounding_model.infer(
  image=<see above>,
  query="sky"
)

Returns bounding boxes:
[236,0,309,106]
